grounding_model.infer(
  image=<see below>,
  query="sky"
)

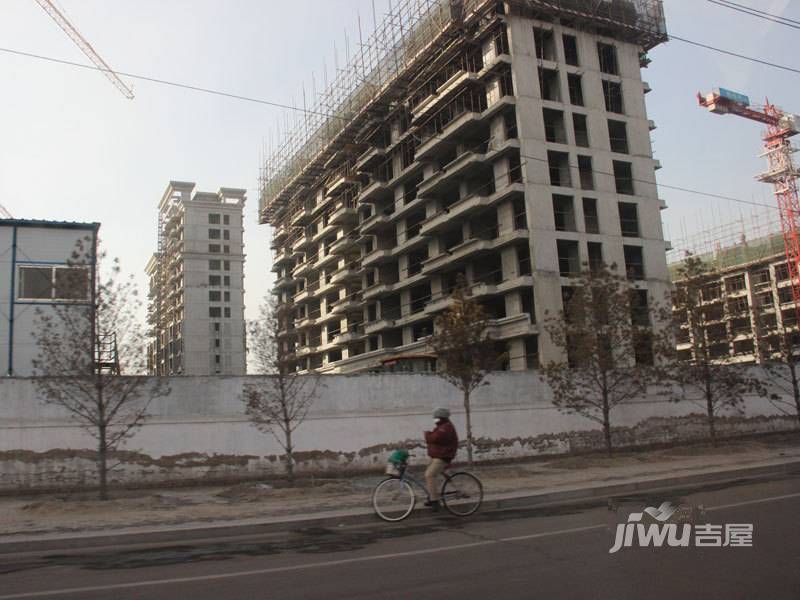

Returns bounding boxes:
[0,0,797,325]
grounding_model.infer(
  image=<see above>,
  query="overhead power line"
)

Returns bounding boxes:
[668,35,800,75]
[2,24,800,121]
[706,0,800,29]
[0,47,345,120]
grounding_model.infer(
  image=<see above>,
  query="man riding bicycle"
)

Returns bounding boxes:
[424,407,459,511]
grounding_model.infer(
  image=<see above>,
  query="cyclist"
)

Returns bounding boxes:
[423,407,458,511]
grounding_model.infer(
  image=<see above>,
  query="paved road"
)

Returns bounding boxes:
[0,473,798,600]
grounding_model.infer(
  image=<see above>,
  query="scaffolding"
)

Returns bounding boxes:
[667,210,786,271]
[259,0,666,224]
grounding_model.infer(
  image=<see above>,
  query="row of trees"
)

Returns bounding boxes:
[28,238,800,497]
[415,259,799,461]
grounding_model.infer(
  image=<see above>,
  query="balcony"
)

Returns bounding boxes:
[418,151,490,197]
[292,234,313,253]
[485,314,537,340]
[416,111,485,161]
[477,53,511,80]
[362,248,393,268]
[489,181,525,205]
[389,272,426,293]
[296,314,318,329]
[363,281,396,300]
[327,171,360,197]
[313,244,337,267]
[292,259,315,279]
[273,247,294,268]
[361,210,394,234]
[333,325,365,345]
[468,275,534,300]
[411,70,479,122]
[310,220,338,245]
[420,193,491,236]
[330,203,358,225]
[422,238,492,274]
[422,229,528,274]
[365,318,395,335]
[482,95,516,120]
[296,345,318,357]
[359,179,394,204]
[330,266,362,286]
[330,233,360,255]
[394,309,431,329]
[331,297,362,315]
[355,146,387,172]
[316,309,342,326]
[274,275,293,290]
[391,232,428,256]
[424,295,454,315]
[290,204,313,227]
[270,227,288,249]
[293,288,311,304]
[389,195,426,222]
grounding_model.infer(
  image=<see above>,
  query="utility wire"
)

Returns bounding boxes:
[0,47,347,120]
[2,26,800,121]
[705,0,800,29]
[668,35,800,75]
[720,0,800,25]
[0,41,793,215]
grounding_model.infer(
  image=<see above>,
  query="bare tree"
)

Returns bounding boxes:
[32,237,169,500]
[669,255,764,446]
[752,304,800,426]
[242,295,320,484]
[541,264,665,457]
[428,278,502,467]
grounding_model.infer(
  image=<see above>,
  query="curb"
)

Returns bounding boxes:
[1,458,798,554]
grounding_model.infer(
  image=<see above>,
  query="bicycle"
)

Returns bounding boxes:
[372,457,483,522]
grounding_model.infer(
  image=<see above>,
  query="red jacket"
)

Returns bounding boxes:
[425,419,459,461]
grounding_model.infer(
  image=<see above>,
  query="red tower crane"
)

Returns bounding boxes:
[698,88,800,320]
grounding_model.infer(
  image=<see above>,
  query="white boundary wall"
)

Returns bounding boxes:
[0,373,796,490]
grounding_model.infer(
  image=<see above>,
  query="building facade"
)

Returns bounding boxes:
[0,219,98,376]
[261,0,671,373]
[147,182,246,375]
[672,234,798,364]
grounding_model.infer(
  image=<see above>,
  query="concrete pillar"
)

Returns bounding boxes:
[508,338,526,371]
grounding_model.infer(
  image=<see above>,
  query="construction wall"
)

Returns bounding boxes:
[0,373,795,491]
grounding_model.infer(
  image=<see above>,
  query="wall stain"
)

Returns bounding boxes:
[0,413,796,492]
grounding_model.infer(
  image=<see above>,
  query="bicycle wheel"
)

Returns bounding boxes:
[441,472,483,517]
[372,477,416,522]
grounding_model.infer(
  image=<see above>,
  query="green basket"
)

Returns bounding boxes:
[388,448,409,465]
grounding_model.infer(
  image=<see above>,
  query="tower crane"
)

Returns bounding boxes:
[33,0,134,99]
[698,88,800,320]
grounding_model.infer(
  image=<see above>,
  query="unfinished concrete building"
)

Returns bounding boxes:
[147,182,247,375]
[672,231,799,365]
[261,0,671,373]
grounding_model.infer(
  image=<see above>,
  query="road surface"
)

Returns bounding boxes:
[0,473,798,599]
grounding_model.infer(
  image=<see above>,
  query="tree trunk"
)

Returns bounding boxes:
[463,389,474,468]
[98,424,108,501]
[790,361,800,427]
[706,385,717,447]
[284,426,294,485]
[97,382,109,501]
[602,402,613,458]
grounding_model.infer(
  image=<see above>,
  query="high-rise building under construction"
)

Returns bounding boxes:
[261,0,671,373]
[147,182,247,375]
